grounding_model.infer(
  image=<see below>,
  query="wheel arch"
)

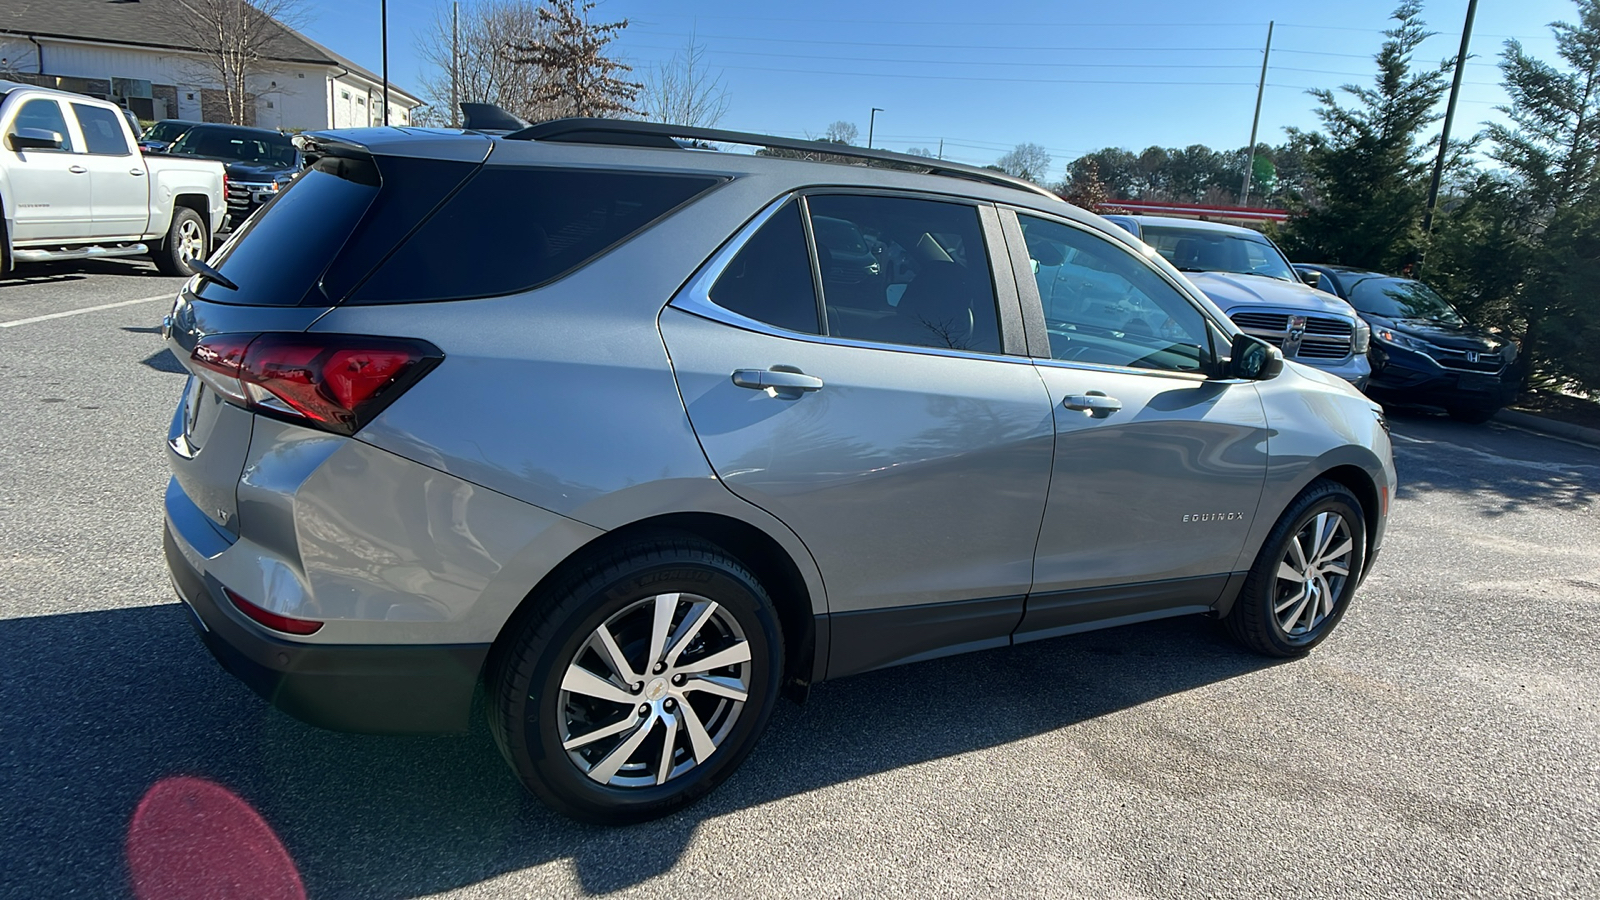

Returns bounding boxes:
[168,194,211,238]
[488,510,825,703]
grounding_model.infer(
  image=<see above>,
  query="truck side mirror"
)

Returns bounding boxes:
[1228,333,1284,380]
[1296,268,1323,289]
[6,127,64,151]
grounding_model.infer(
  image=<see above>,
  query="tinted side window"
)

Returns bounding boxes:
[351,168,722,304]
[1019,214,1210,373]
[808,194,1001,354]
[709,201,820,334]
[12,99,75,152]
[70,104,131,155]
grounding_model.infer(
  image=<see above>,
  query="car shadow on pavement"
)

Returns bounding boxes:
[0,258,171,286]
[0,603,1275,898]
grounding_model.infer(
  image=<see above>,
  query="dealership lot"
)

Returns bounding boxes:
[2,264,1596,899]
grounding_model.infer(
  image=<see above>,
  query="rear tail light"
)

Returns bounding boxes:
[189,333,442,436]
[223,587,323,635]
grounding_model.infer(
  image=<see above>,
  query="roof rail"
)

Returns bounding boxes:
[506,118,1060,200]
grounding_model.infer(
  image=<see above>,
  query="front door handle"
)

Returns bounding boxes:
[130,168,146,176]
[1062,391,1122,418]
[732,367,824,398]
[68,165,88,174]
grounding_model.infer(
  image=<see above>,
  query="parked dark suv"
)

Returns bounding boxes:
[162,117,1394,824]
[161,123,302,226]
[1295,264,1521,423]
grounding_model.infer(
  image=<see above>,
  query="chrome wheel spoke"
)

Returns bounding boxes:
[656,712,679,785]
[1323,562,1350,578]
[1274,583,1307,614]
[1311,513,1336,558]
[1277,560,1307,583]
[1318,576,1337,617]
[594,624,640,684]
[587,712,657,783]
[683,675,748,702]
[563,714,642,751]
[1320,537,1353,566]
[665,601,719,668]
[1282,591,1313,632]
[646,593,679,670]
[562,665,635,705]
[677,641,750,675]
[679,699,717,762]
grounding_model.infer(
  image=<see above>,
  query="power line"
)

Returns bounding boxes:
[628,29,1258,53]
[626,43,1257,70]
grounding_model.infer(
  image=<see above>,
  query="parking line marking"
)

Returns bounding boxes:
[0,294,173,329]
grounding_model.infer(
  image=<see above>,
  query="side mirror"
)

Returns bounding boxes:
[1296,268,1323,289]
[1228,333,1284,380]
[7,127,65,151]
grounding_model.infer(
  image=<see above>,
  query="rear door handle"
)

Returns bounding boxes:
[1062,391,1122,418]
[732,367,824,398]
[68,165,88,174]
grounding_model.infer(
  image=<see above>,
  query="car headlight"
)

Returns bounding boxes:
[1374,328,1432,354]
[1502,342,1518,364]
[1354,320,1371,354]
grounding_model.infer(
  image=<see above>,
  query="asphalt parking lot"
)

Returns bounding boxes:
[2,261,1597,899]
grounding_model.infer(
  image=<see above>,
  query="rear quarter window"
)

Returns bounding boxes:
[347,167,723,304]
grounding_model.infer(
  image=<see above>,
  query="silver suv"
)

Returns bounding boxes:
[1103,215,1372,389]
[161,119,1395,824]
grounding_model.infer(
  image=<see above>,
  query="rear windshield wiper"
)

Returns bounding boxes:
[189,258,239,292]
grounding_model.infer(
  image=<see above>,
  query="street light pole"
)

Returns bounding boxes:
[381,0,390,125]
[868,107,883,149]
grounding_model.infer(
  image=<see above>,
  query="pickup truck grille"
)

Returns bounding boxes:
[1228,310,1355,362]
[225,181,273,223]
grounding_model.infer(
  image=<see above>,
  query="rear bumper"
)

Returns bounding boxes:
[164,519,489,734]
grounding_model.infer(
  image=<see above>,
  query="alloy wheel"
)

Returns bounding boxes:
[558,592,752,788]
[177,217,205,262]
[1272,511,1354,636]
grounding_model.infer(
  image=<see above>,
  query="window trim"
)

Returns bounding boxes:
[1001,207,1232,381]
[7,96,80,154]
[674,189,1032,361]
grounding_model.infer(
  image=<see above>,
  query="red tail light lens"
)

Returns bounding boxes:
[188,333,442,435]
[223,587,323,635]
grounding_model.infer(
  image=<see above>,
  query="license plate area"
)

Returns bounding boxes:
[1458,373,1498,392]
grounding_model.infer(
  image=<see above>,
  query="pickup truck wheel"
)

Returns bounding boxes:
[153,207,208,276]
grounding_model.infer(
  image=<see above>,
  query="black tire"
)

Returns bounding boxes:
[1225,479,1367,658]
[152,206,208,276]
[486,536,784,824]
[1446,404,1499,424]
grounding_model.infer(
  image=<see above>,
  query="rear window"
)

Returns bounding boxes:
[197,156,382,306]
[347,167,722,304]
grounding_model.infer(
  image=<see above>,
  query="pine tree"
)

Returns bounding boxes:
[511,0,639,119]
[1277,2,1453,271]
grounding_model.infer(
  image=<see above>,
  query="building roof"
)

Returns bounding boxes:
[1,0,419,106]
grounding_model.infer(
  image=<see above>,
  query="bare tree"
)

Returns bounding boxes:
[416,0,556,125]
[904,147,935,158]
[510,0,639,119]
[822,121,859,144]
[996,142,1052,183]
[163,0,309,126]
[642,31,730,128]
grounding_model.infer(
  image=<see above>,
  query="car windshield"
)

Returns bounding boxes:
[169,128,298,166]
[143,121,191,143]
[1139,225,1298,282]
[1347,276,1463,325]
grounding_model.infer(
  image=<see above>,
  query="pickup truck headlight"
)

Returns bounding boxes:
[1354,319,1371,354]
[1375,328,1432,355]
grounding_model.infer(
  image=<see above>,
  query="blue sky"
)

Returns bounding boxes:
[301,1,1575,178]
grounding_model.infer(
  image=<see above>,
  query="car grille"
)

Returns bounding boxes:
[1431,346,1506,373]
[226,181,270,219]
[1228,310,1355,362]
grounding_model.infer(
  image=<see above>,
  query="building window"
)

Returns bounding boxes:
[357,97,365,106]
[340,91,350,100]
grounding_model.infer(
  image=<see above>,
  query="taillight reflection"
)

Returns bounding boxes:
[223,587,323,635]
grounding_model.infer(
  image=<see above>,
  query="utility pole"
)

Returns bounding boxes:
[937,138,943,160]
[868,107,883,149]
[1240,20,1274,206]
[450,1,460,128]
[381,0,390,125]
[1422,0,1479,237]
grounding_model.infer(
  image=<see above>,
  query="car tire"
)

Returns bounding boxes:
[1225,479,1367,658]
[1446,404,1499,424]
[153,207,208,276]
[486,535,785,824]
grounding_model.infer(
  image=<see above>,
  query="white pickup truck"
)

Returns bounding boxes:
[0,80,225,276]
